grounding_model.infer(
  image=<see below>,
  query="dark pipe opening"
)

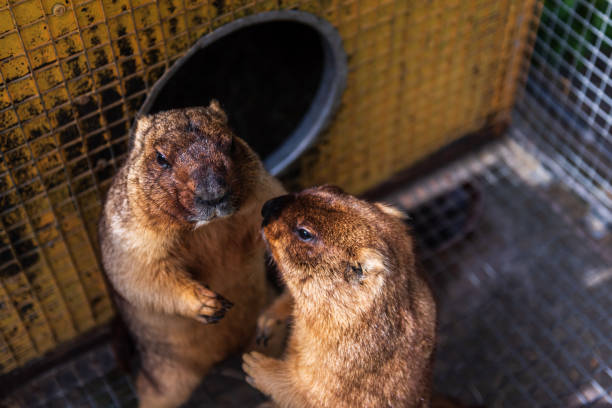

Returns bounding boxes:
[149,22,323,161]
[139,11,347,175]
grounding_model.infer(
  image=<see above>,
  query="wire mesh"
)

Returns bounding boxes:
[390,139,612,407]
[3,343,137,407]
[2,344,268,407]
[2,137,611,407]
[1,0,610,405]
[513,0,612,220]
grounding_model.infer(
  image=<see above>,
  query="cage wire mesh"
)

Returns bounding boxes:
[1,0,612,406]
[513,0,612,221]
[392,139,612,407]
[2,344,270,407]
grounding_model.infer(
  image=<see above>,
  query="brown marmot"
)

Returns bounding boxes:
[98,101,284,407]
[242,185,437,408]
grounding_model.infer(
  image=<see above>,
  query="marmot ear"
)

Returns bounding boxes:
[317,184,345,195]
[356,248,387,275]
[374,203,407,220]
[208,99,228,124]
[133,114,154,150]
[345,249,387,285]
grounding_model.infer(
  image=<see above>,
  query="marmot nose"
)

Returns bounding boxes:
[195,192,229,208]
[262,194,295,226]
[195,174,229,207]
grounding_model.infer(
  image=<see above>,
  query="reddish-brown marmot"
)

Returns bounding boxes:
[243,185,437,408]
[99,101,284,407]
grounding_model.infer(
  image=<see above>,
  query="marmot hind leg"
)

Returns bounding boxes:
[136,355,209,408]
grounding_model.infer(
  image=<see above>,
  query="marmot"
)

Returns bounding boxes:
[98,101,284,407]
[243,185,437,408]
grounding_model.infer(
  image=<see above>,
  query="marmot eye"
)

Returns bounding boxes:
[156,152,170,169]
[296,228,313,242]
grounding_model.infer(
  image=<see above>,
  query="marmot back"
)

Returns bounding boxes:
[99,101,284,408]
[243,185,437,408]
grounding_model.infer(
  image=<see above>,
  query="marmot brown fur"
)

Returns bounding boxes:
[243,185,437,408]
[98,101,284,407]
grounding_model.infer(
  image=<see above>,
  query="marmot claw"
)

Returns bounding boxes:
[195,291,233,324]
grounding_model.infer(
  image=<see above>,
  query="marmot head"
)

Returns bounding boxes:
[128,101,261,229]
[261,185,412,310]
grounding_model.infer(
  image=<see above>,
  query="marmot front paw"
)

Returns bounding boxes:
[255,314,286,346]
[193,285,233,324]
[255,292,293,347]
[242,351,278,395]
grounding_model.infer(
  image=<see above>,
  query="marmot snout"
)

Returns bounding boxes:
[244,185,437,408]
